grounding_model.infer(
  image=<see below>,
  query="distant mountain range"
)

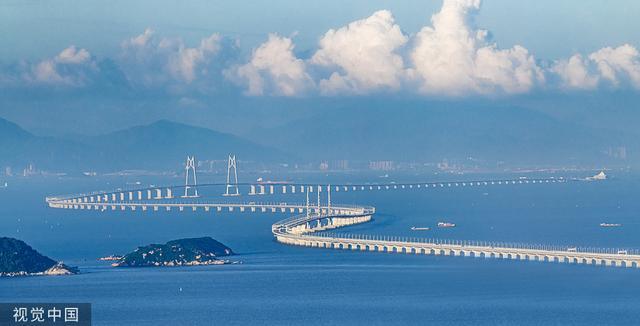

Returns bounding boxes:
[245,103,633,165]
[0,118,280,171]
[1,102,635,173]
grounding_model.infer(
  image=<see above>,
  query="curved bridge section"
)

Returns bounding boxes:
[45,172,640,269]
[272,206,640,268]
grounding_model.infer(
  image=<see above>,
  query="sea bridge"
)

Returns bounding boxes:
[46,155,639,268]
[274,210,640,268]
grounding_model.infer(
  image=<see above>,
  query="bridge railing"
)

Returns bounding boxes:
[310,232,640,256]
[272,205,375,229]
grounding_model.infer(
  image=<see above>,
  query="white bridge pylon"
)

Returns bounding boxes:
[182,156,199,198]
[304,185,331,218]
[223,154,240,196]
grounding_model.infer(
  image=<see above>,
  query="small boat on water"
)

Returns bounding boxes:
[437,222,456,228]
[410,226,430,231]
[586,171,607,181]
[600,223,622,227]
[98,255,123,261]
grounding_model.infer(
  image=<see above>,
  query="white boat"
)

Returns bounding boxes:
[437,222,456,228]
[600,223,622,227]
[410,226,430,231]
[586,171,607,181]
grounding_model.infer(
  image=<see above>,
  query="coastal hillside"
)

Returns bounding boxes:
[0,237,77,276]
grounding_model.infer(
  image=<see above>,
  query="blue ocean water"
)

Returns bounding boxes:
[1,171,640,325]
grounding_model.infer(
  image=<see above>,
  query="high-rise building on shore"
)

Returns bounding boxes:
[369,161,395,171]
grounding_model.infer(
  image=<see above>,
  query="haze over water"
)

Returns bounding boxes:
[2,171,640,325]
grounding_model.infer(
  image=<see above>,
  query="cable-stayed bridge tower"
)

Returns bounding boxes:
[182,156,199,198]
[224,154,240,196]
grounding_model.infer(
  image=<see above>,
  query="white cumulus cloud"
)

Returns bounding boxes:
[409,0,543,95]
[166,34,221,83]
[551,44,640,90]
[25,45,96,86]
[55,46,91,65]
[552,54,599,90]
[6,1,640,97]
[228,34,313,96]
[589,44,640,88]
[310,10,408,95]
[119,29,223,87]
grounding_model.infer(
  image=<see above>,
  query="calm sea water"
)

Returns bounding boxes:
[1,171,640,325]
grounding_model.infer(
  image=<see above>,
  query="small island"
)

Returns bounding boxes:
[0,237,78,277]
[112,237,236,267]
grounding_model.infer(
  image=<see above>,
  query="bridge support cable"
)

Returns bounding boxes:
[327,184,331,214]
[317,185,321,214]
[306,186,310,218]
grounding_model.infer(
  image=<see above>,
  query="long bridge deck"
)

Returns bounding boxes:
[272,207,640,268]
[46,176,638,268]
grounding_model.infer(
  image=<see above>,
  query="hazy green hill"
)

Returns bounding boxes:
[0,237,78,276]
[83,120,282,170]
[0,118,282,171]
[113,237,234,267]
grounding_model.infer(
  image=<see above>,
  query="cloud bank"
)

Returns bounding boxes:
[119,28,223,87]
[553,44,640,90]
[2,0,640,98]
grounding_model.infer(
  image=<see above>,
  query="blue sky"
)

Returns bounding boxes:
[2,0,638,61]
[1,0,640,135]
